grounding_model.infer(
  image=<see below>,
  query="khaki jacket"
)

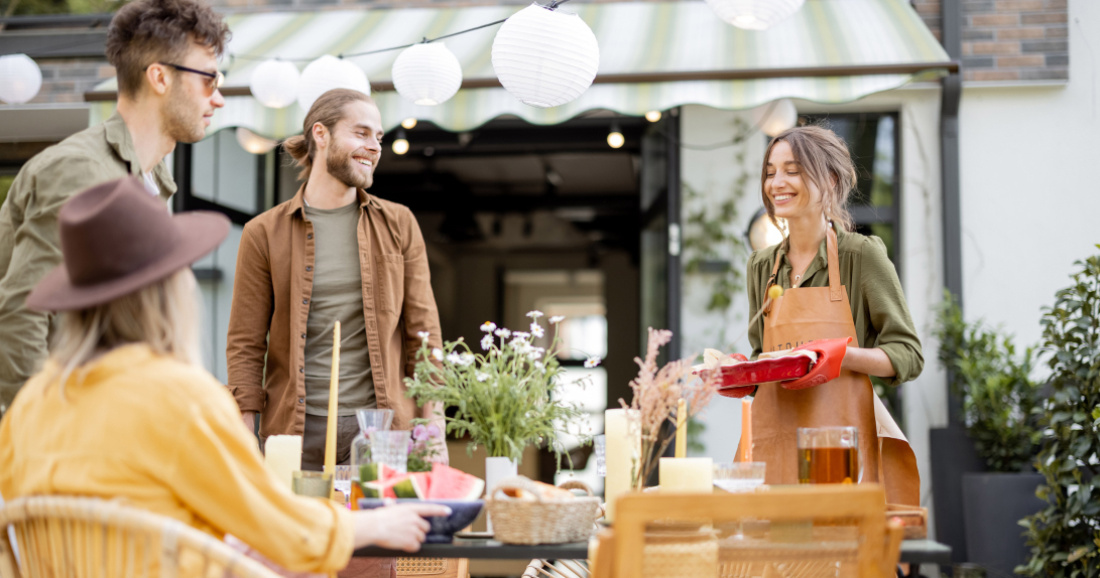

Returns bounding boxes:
[0,113,175,412]
[227,186,444,442]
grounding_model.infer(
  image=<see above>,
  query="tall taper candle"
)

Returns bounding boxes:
[604,408,640,522]
[675,398,687,458]
[740,398,752,462]
[324,321,341,475]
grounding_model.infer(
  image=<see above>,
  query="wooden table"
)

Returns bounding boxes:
[355,536,951,566]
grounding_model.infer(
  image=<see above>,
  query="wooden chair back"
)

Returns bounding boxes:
[0,496,285,578]
[609,485,903,578]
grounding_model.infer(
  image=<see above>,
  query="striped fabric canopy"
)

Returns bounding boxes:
[89,0,949,136]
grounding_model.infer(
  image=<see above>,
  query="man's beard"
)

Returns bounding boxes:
[163,85,206,144]
[325,142,373,190]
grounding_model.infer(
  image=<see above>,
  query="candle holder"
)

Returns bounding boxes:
[292,470,333,499]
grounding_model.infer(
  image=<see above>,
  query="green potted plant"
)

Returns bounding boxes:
[404,312,594,504]
[935,293,1045,575]
[1019,253,1100,578]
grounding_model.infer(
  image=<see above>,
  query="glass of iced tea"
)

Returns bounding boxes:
[797,426,860,484]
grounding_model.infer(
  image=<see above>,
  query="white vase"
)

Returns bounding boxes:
[485,456,518,533]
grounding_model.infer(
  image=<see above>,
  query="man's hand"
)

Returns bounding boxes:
[352,503,452,552]
[241,411,257,434]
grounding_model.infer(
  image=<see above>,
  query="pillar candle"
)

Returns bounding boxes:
[659,457,713,492]
[264,435,302,492]
[740,398,752,462]
[604,408,640,522]
[675,398,687,458]
[324,321,341,475]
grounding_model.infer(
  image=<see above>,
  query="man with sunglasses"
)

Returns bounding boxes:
[0,0,230,414]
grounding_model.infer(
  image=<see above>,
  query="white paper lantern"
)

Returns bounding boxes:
[492,4,599,109]
[704,0,805,30]
[296,55,370,112]
[392,43,463,106]
[0,54,43,104]
[250,59,300,109]
[753,98,798,137]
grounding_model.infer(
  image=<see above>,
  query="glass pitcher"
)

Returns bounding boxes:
[350,408,395,467]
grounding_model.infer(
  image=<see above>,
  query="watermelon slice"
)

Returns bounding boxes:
[408,472,432,499]
[425,463,485,500]
[357,463,397,498]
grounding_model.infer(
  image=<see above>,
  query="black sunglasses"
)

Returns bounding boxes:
[156,62,225,93]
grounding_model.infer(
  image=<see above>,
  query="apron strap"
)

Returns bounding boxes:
[827,225,843,302]
[763,246,784,315]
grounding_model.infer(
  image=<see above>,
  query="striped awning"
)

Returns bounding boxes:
[88,0,950,136]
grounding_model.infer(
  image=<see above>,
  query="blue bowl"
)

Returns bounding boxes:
[357,499,484,543]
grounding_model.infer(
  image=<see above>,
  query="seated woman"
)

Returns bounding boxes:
[0,177,448,576]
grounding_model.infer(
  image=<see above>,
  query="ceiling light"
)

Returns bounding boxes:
[391,129,409,155]
[607,123,624,149]
[645,110,662,123]
[401,118,418,130]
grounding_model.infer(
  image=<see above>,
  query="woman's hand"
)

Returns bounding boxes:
[352,503,452,551]
[840,346,896,378]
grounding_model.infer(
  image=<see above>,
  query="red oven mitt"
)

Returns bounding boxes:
[716,353,756,398]
[780,337,852,391]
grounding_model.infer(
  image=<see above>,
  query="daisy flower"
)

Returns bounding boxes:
[584,356,601,368]
[480,321,497,333]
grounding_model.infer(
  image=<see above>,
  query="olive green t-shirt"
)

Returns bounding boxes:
[303,202,375,416]
[746,225,924,387]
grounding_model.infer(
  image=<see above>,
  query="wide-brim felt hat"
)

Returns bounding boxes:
[26,177,230,312]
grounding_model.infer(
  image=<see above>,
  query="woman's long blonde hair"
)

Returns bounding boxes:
[761,125,858,232]
[46,268,202,394]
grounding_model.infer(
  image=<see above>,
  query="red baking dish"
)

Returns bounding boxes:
[704,356,813,390]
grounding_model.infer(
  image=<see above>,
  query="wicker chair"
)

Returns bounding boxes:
[600,485,904,578]
[0,495,286,578]
[395,557,468,578]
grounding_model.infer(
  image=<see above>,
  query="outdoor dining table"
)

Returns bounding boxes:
[354,536,952,574]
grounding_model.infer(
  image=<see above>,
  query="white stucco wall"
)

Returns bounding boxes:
[959,0,1099,351]
[681,84,949,511]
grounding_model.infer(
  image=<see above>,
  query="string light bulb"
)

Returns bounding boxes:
[753,98,798,137]
[607,122,624,149]
[401,118,418,130]
[704,0,806,30]
[392,129,410,155]
[250,59,299,109]
[392,42,463,106]
[235,127,279,154]
[645,110,662,123]
[491,4,600,108]
[0,54,42,104]
[297,55,370,112]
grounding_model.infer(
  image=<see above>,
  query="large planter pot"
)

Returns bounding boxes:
[962,472,1045,576]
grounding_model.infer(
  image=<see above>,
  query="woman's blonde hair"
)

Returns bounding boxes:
[46,268,202,394]
[761,125,858,232]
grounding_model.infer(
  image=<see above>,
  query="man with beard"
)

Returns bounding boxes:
[227,89,447,476]
[0,0,228,414]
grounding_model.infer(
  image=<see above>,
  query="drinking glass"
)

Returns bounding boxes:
[593,434,607,477]
[350,409,395,467]
[797,426,860,484]
[713,462,766,493]
[292,470,333,498]
[369,430,411,474]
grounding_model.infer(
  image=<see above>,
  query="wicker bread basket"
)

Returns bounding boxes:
[487,477,601,545]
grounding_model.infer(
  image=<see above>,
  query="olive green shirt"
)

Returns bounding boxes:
[0,112,175,412]
[302,202,375,417]
[746,226,923,386]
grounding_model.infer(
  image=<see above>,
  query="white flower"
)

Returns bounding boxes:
[513,331,530,340]
[584,356,601,368]
[534,361,545,373]
[417,331,430,342]
[530,323,545,338]
[526,310,544,319]
[526,347,544,361]
[476,372,489,382]
[457,353,475,366]
[432,348,444,361]
[446,352,463,365]
[481,334,493,350]
[495,328,512,339]
[549,315,565,324]
[480,321,497,333]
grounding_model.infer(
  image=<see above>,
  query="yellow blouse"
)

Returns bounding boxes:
[0,344,353,574]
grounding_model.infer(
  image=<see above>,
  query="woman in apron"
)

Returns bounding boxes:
[739,126,924,506]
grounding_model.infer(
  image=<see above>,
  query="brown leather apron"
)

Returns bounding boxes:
[748,228,920,506]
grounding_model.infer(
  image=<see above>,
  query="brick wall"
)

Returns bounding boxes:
[31,60,116,105]
[913,0,1069,82]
